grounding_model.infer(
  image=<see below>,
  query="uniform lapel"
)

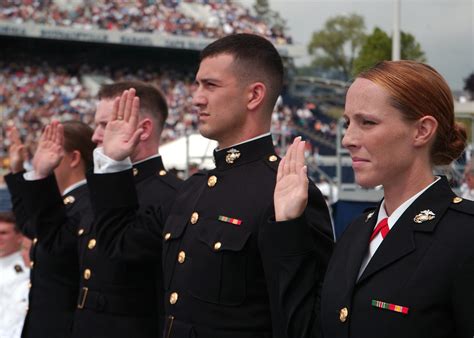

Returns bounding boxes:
[357,177,454,284]
[345,209,378,289]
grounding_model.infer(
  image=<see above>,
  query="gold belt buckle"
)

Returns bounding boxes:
[77,287,89,309]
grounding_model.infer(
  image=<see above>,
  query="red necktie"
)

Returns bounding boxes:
[370,217,389,242]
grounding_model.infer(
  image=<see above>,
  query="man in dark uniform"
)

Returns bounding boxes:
[4,121,95,338]
[87,34,334,338]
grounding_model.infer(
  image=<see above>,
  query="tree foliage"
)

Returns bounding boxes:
[464,72,474,96]
[308,14,366,80]
[352,27,426,76]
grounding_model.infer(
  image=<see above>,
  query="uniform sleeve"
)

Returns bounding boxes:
[87,170,166,261]
[260,183,334,338]
[20,175,79,256]
[4,171,35,239]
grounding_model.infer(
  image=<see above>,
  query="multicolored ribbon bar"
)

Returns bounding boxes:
[371,300,409,315]
[218,215,242,226]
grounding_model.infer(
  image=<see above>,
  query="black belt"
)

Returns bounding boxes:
[77,287,156,315]
[164,316,272,338]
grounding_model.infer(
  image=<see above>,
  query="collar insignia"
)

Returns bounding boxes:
[366,211,375,222]
[413,209,435,223]
[225,148,241,164]
[63,195,75,205]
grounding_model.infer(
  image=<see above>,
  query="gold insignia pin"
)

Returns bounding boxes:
[133,168,139,176]
[63,195,75,205]
[365,211,375,222]
[225,148,241,164]
[413,210,435,224]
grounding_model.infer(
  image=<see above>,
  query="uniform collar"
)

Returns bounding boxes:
[62,179,87,196]
[132,155,165,182]
[0,250,23,268]
[213,134,276,170]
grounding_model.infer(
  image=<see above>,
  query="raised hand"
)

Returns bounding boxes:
[103,88,143,161]
[7,126,26,173]
[32,121,65,178]
[274,137,309,221]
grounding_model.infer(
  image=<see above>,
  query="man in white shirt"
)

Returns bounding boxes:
[0,211,29,338]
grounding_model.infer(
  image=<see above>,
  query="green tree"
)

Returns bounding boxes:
[353,27,426,76]
[308,14,366,80]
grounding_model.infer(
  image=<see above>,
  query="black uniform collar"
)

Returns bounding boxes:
[132,156,165,182]
[213,135,276,170]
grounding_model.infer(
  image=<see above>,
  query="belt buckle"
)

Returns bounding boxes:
[77,287,88,309]
[165,315,174,338]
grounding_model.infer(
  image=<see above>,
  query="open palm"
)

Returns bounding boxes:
[103,88,143,161]
[32,121,64,178]
[274,137,309,221]
[7,126,26,173]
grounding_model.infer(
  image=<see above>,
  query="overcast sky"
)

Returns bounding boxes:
[239,0,473,91]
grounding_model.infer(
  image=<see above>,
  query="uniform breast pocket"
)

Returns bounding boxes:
[190,221,251,306]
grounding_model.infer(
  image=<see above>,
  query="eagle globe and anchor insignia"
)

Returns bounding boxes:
[413,210,436,223]
[225,148,241,164]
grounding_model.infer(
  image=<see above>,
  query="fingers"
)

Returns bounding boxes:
[56,123,64,147]
[282,142,292,177]
[289,136,301,174]
[42,124,51,143]
[117,90,128,120]
[8,126,22,145]
[111,96,120,121]
[276,157,285,182]
[128,96,140,129]
[123,88,136,122]
[296,139,306,170]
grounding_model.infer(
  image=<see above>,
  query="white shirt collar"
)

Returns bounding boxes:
[376,176,441,229]
[216,133,271,152]
[0,251,23,268]
[62,179,87,196]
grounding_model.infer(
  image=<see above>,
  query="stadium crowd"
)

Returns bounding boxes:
[0,61,339,178]
[0,0,291,44]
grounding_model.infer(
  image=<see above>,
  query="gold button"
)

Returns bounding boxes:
[133,168,139,176]
[339,307,348,323]
[207,175,217,187]
[84,269,91,280]
[159,170,167,176]
[214,242,222,251]
[33,238,38,245]
[190,212,199,224]
[164,232,171,241]
[78,228,84,236]
[28,282,32,288]
[30,261,34,268]
[269,155,278,162]
[177,251,186,264]
[453,197,463,204]
[88,239,97,250]
[170,292,178,305]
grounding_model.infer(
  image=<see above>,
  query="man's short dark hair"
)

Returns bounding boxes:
[98,81,168,133]
[62,121,95,171]
[200,33,284,112]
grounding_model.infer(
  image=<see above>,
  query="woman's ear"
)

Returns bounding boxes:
[413,115,438,147]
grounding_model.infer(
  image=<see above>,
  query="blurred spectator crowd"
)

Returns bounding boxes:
[0,0,292,44]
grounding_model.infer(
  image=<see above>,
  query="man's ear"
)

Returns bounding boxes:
[69,150,82,169]
[413,115,438,147]
[139,118,153,141]
[247,82,266,111]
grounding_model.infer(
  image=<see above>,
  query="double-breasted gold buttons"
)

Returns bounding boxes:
[88,239,97,250]
[190,212,199,224]
[207,175,217,187]
[339,307,348,323]
[78,228,85,236]
[159,170,167,176]
[453,197,463,204]
[84,269,91,280]
[164,233,171,241]
[178,251,186,264]
[170,292,178,305]
[133,168,139,176]
[214,242,222,251]
[268,155,278,162]
[33,238,38,245]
